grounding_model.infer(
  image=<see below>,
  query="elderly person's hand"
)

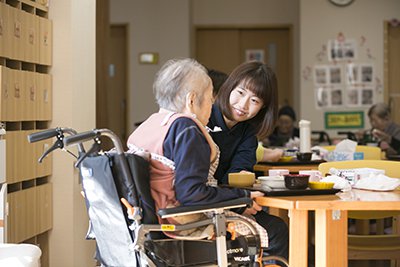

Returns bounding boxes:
[242,191,264,216]
[372,129,392,143]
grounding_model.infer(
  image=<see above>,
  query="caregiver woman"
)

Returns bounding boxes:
[207,61,288,260]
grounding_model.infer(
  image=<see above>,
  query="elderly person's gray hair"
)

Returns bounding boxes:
[368,103,391,119]
[153,58,210,112]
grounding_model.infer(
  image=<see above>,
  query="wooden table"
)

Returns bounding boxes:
[254,160,323,175]
[256,189,400,267]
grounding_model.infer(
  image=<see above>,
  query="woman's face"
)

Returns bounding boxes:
[277,115,294,135]
[192,81,214,125]
[228,85,264,124]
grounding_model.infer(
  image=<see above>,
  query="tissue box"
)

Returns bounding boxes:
[331,167,385,185]
[325,151,364,161]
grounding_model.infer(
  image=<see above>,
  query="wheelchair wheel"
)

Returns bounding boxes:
[262,255,289,267]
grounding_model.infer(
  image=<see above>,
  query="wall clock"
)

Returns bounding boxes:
[329,0,354,7]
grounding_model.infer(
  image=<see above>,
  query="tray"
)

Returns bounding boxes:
[223,185,340,196]
[387,155,400,161]
[257,160,325,166]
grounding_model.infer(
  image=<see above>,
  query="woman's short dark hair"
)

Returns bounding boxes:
[214,61,278,139]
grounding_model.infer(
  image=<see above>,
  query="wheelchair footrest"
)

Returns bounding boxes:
[144,235,261,266]
[145,239,216,266]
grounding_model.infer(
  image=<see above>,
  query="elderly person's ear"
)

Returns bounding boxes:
[186,92,197,111]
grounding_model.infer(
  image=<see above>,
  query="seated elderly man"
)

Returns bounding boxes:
[368,103,400,156]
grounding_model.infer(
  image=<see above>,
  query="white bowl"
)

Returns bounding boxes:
[257,176,286,189]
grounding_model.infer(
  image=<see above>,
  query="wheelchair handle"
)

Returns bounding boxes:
[64,130,98,147]
[28,127,85,154]
[64,129,125,155]
[28,128,59,143]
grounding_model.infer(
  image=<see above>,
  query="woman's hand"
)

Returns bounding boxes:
[263,148,284,162]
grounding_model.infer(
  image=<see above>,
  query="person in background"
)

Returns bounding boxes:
[371,129,400,155]
[368,103,400,156]
[265,105,300,148]
[208,61,288,260]
[207,69,228,97]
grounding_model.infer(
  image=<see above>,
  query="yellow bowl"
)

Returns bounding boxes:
[308,181,335,190]
[228,172,255,187]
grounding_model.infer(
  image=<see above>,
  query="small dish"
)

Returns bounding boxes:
[308,181,335,190]
[284,174,310,190]
[279,156,294,162]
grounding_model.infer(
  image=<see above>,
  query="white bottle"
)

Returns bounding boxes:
[299,120,311,153]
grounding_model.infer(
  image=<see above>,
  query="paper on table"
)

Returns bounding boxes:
[321,175,352,191]
[353,173,400,191]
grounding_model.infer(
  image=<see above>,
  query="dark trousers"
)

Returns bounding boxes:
[254,211,289,260]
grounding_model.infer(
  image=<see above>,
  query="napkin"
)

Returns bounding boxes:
[325,139,359,161]
[320,175,352,191]
[335,139,357,153]
[353,173,400,191]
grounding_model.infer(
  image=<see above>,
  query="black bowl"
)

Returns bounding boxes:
[296,152,312,162]
[284,174,310,190]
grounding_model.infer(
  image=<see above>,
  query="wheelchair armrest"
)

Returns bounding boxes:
[158,197,252,218]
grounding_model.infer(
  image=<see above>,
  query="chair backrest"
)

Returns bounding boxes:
[318,160,400,220]
[319,160,400,177]
[321,145,382,160]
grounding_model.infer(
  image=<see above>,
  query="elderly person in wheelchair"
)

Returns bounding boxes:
[126,58,288,266]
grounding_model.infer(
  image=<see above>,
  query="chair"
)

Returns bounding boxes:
[319,160,400,266]
[321,145,382,160]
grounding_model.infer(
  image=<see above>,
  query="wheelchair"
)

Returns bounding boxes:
[28,128,289,267]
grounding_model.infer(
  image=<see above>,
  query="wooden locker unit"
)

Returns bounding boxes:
[36,183,52,234]
[38,16,51,66]
[0,2,7,57]
[1,1,52,266]
[0,66,9,120]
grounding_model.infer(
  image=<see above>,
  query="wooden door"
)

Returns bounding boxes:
[240,29,292,106]
[385,22,400,124]
[107,25,128,145]
[195,27,292,107]
[196,29,240,74]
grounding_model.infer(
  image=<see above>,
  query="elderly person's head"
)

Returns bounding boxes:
[153,58,213,125]
[277,105,297,135]
[368,103,391,131]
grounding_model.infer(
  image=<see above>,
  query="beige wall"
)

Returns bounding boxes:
[110,0,300,134]
[300,0,400,135]
[50,0,96,266]
[110,0,191,134]
[192,0,300,111]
